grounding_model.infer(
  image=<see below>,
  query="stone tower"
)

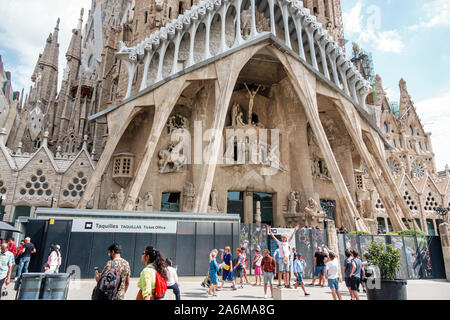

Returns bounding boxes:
[303,0,343,42]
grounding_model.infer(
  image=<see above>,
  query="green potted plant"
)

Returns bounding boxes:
[364,241,407,300]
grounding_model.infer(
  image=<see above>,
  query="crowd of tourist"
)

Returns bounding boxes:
[0,225,374,301]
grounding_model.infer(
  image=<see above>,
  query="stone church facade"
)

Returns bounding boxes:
[1,0,449,234]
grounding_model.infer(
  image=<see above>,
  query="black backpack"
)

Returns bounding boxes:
[92,261,122,300]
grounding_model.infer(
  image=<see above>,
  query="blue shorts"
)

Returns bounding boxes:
[279,261,290,272]
[296,273,304,284]
[328,278,339,290]
[314,266,326,277]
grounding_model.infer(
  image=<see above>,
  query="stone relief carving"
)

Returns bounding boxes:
[183,181,196,212]
[166,115,189,134]
[158,132,187,173]
[231,103,246,127]
[117,188,125,209]
[288,191,300,214]
[311,157,331,180]
[134,191,154,211]
[106,192,118,210]
[304,198,327,225]
[208,187,218,213]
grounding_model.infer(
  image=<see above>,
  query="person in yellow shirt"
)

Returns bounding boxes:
[137,246,168,300]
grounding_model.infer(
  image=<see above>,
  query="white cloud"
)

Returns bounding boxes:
[343,1,404,54]
[408,0,450,30]
[415,93,450,171]
[373,30,404,53]
[0,0,91,92]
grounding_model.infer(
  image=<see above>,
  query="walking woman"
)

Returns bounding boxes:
[208,249,220,297]
[137,246,168,300]
[240,247,250,284]
[218,246,236,291]
[46,245,60,274]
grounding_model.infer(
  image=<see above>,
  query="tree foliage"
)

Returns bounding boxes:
[365,241,402,280]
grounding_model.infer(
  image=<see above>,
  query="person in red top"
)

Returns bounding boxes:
[8,238,16,254]
[261,249,276,299]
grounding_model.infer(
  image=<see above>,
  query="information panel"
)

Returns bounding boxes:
[71,218,177,234]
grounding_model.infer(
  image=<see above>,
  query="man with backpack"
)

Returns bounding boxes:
[93,243,130,300]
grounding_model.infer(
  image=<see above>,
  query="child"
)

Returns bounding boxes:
[261,249,276,299]
[253,248,263,286]
[293,254,310,296]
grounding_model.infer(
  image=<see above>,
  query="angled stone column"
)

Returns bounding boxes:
[123,78,191,211]
[275,51,368,232]
[439,223,450,281]
[77,104,143,208]
[335,99,407,231]
[364,127,419,231]
[193,44,267,213]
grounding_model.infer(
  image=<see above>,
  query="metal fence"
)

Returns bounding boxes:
[239,224,328,279]
[337,234,446,280]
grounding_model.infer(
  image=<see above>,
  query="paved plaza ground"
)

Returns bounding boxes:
[2,276,450,300]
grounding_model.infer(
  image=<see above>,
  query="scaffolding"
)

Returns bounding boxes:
[333,0,346,52]
[351,43,376,103]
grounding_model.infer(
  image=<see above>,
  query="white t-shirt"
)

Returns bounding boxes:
[326,259,339,279]
[166,266,179,287]
[255,254,263,267]
[276,240,290,259]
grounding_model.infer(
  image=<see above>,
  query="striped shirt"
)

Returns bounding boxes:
[0,250,14,280]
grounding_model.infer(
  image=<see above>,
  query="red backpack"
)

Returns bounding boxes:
[147,265,167,299]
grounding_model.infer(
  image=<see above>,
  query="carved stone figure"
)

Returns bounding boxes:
[106,192,118,210]
[183,181,196,212]
[117,188,126,209]
[304,198,327,225]
[244,83,263,125]
[158,133,187,173]
[166,115,188,134]
[288,191,300,214]
[232,103,246,127]
[143,191,154,211]
[209,187,218,212]
[255,201,262,225]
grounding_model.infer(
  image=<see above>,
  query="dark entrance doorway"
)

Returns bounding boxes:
[253,192,273,225]
[227,191,244,222]
[161,193,180,212]
[13,206,31,222]
[320,200,335,220]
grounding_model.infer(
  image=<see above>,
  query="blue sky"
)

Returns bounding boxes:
[0,0,449,169]
[342,0,450,170]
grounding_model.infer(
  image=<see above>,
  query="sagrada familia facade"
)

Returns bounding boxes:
[0,0,449,235]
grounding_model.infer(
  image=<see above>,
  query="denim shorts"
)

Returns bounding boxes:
[264,272,274,284]
[328,278,339,290]
[314,266,326,277]
[279,261,290,272]
[296,273,304,284]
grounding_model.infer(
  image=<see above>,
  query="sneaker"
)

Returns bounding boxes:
[285,285,292,289]
[213,294,218,297]
[305,293,310,296]
[277,284,282,288]
[264,294,268,299]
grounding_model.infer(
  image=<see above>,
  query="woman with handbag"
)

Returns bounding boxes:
[137,246,168,300]
[218,246,237,291]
